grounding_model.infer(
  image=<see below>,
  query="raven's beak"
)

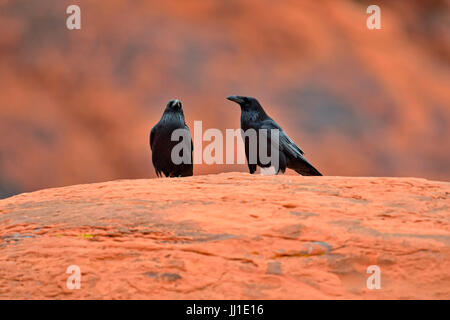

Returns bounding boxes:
[171,99,182,110]
[226,95,244,104]
[173,99,181,108]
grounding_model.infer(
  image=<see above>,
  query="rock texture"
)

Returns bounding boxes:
[0,173,449,299]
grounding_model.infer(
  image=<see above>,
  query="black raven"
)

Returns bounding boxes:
[150,99,193,177]
[226,95,322,176]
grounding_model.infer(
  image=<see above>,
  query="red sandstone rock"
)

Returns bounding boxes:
[0,173,449,299]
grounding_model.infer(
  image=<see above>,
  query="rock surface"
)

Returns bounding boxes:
[0,172,449,299]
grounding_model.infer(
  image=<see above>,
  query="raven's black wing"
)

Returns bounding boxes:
[259,119,304,157]
[184,124,193,153]
[259,119,322,176]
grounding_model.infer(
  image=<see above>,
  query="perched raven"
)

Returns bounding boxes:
[150,99,193,177]
[226,95,322,176]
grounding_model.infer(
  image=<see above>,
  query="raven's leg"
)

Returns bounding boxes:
[244,139,257,174]
[180,163,193,177]
[277,152,287,174]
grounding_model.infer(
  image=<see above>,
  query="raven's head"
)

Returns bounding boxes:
[166,99,182,111]
[226,95,263,112]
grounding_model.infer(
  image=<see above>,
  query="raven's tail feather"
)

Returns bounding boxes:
[288,157,322,176]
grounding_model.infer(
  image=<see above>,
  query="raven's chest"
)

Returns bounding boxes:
[240,112,260,131]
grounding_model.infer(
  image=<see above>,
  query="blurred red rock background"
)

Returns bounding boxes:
[0,0,449,198]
